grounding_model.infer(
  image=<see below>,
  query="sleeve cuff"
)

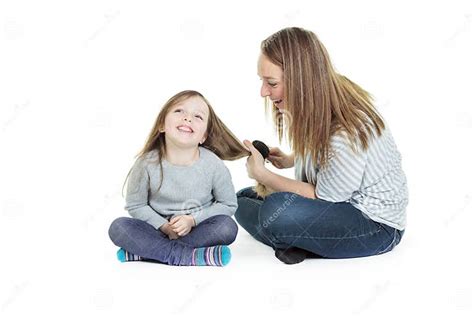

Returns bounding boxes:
[148,215,168,230]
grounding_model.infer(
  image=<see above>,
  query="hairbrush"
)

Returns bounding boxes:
[252,140,270,159]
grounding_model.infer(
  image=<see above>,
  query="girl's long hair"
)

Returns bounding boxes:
[122,90,250,196]
[261,27,385,168]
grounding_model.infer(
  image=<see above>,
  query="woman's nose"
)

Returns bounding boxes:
[260,84,270,97]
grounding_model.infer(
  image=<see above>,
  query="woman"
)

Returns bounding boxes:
[237,27,408,264]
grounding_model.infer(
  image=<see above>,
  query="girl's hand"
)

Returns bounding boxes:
[159,223,180,240]
[267,147,294,169]
[169,215,195,237]
[243,139,267,181]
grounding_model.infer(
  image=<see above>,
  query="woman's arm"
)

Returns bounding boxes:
[257,168,317,199]
[243,139,317,199]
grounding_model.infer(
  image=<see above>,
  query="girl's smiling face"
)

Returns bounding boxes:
[258,53,285,112]
[163,96,209,147]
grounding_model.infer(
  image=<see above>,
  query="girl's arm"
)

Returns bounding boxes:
[190,160,238,225]
[125,159,168,230]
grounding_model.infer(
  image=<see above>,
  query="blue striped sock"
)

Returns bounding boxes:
[116,248,143,262]
[191,245,231,266]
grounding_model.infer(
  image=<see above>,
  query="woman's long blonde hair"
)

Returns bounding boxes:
[261,27,385,168]
[122,90,250,196]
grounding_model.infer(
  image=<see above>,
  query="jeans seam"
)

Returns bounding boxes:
[239,196,263,208]
[275,226,383,240]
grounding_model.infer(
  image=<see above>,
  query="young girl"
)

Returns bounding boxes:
[108,90,249,266]
[237,27,408,264]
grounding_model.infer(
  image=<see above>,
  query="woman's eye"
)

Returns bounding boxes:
[195,115,203,120]
[268,82,277,87]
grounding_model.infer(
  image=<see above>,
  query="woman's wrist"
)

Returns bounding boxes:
[288,152,295,168]
[256,167,274,189]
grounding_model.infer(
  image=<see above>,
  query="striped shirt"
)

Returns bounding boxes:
[295,126,408,230]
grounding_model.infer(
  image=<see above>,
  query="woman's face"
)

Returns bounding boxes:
[257,53,285,112]
[163,96,209,148]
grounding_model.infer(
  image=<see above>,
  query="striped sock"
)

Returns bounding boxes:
[116,248,143,262]
[191,245,231,266]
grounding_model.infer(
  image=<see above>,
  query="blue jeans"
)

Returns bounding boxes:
[108,214,238,265]
[235,187,404,259]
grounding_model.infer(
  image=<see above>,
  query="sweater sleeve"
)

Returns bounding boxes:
[124,158,168,229]
[191,160,238,225]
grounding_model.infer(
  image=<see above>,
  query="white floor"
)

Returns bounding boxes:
[1,204,472,316]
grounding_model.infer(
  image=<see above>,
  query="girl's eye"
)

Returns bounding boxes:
[195,115,203,120]
[174,109,182,113]
[268,82,277,87]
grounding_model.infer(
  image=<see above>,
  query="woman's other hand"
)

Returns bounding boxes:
[267,147,294,169]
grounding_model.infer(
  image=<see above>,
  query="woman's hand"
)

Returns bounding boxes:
[243,139,267,181]
[159,223,180,240]
[267,147,294,169]
[169,215,195,237]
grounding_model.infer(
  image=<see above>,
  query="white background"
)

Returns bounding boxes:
[1,0,472,315]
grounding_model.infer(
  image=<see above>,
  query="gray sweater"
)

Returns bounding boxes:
[124,146,238,229]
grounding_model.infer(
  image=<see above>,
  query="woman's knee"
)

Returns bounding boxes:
[236,186,254,198]
[259,192,297,230]
[235,195,261,225]
[234,199,247,225]
[236,186,264,200]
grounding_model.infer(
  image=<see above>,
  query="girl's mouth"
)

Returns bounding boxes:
[177,125,193,133]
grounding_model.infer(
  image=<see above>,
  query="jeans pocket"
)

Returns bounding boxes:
[395,229,404,246]
[376,224,399,255]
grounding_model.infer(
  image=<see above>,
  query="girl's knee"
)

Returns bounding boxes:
[108,217,132,243]
[214,215,238,245]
